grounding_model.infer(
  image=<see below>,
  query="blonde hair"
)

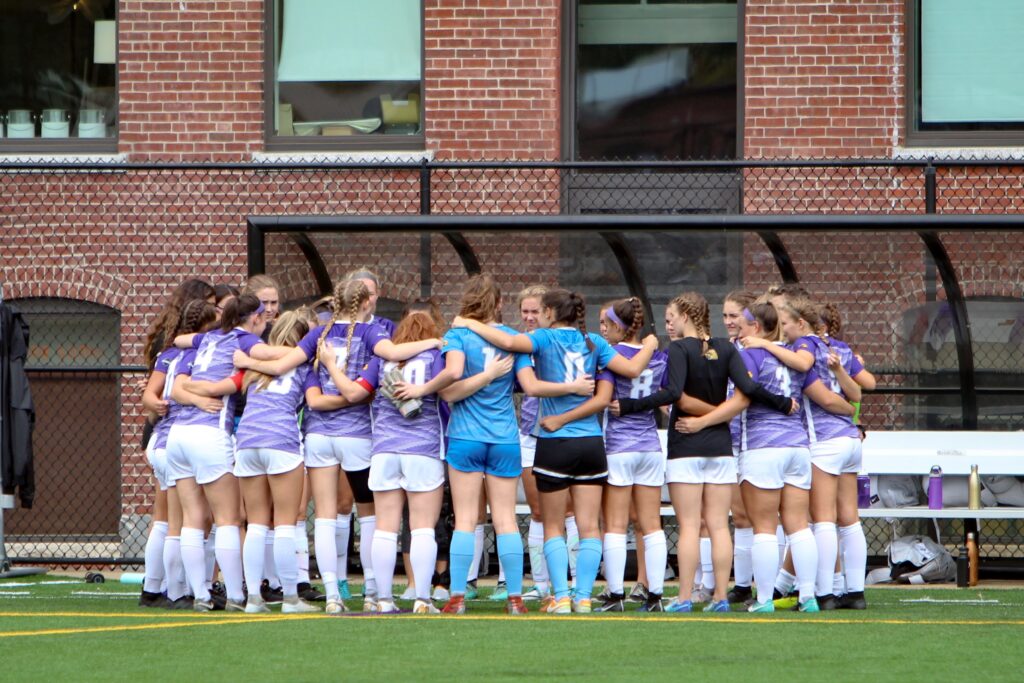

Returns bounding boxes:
[747,302,782,343]
[517,284,547,308]
[314,280,370,373]
[669,292,711,340]
[244,274,280,296]
[244,309,311,392]
[459,273,502,323]
[781,296,821,332]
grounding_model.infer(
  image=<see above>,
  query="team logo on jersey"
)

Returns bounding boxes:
[704,348,719,361]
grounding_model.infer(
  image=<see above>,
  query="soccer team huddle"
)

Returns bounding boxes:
[139,269,875,616]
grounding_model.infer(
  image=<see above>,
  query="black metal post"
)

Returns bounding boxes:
[247,220,266,277]
[756,231,799,283]
[925,159,936,214]
[420,233,432,298]
[420,160,431,215]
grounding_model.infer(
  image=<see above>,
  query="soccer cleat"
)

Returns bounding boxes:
[748,600,775,613]
[209,583,227,611]
[399,585,417,601]
[595,585,613,602]
[282,596,320,614]
[625,583,648,604]
[572,598,592,614]
[539,595,556,613]
[432,586,450,602]
[596,592,625,613]
[726,585,753,604]
[363,596,379,613]
[225,599,246,612]
[337,580,352,600]
[816,594,838,611]
[638,594,664,612]
[505,596,528,615]
[547,597,572,615]
[837,591,867,610]
[377,599,400,614]
[139,590,168,608]
[464,580,479,600]
[260,579,284,605]
[413,599,440,614]
[489,581,508,601]
[691,585,712,604]
[665,598,692,613]
[166,595,194,610]
[773,595,799,611]
[521,585,548,601]
[193,598,215,612]
[325,598,347,615]
[440,595,466,615]
[703,599,731,613]
[798,597,820,613]
[245,596,271,614]
[297,582,326,602]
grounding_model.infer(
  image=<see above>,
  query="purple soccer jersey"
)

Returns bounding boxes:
[297,321,390,438]
[519,395,540,436]
[177,329,262,433]
[600,344,668,455]
[740,345,814,450]
[361,350,446,458]
[801,335,860,442]
[235,364,311,453]
[152,347,193,450]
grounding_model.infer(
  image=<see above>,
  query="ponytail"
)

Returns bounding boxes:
[219,293,261,333]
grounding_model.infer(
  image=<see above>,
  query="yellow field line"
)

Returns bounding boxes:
[0,616,296,639]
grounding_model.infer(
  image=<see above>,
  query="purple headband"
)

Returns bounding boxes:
[605,307,627,330]
[254,301,266,316]
[742,308,755,323]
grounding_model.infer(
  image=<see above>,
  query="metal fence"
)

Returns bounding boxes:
[3,158,1024,575]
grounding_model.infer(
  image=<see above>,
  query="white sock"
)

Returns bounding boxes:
[787,528,818,602]
[693,565,703,590]
[371,530,398,601]
[733,527,754,588]
[143,521,169,593]
[776,524,787,565]
[527,520,548,591]
[468,524,485,582]
[498,562,506,583]
[204,525,217,590]
[839,522,867,593]
[181,527,210,601]
[296,520,310,584]
[163,535,187,601]
[774,568,797,596]
[314,518,340,600]
[359,515,377,596]
[833,571,846,596]
[751,533,779,605]
[410,528,437,602]
[264,529,281,589]
[602,533,628,595]
[274,525,300,597]
[699,537,715,590]
[813,522,838,597]
[643,530,667,596]
[214,525,245,603]
[243,523,269,599]
[335,513,351,583]
[565,516,579,583]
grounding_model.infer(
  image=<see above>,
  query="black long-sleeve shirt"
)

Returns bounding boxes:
[618,337,791,458]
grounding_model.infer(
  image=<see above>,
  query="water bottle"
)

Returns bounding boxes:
[968,464,982,510]
[857,475,871,509]
[927,465,943,510]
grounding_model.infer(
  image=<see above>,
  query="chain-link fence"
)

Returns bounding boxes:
[3,158,1024,574]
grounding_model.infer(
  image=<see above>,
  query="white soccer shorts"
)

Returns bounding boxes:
[303,434,372,471]
[607,450,666,487]
[739,446,812,490]
[666,456,737,485]
[810,436,862,476]
[369,453,445,493]
[234,447,303,478]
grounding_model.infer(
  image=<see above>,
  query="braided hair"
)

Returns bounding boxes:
[670,292,711,340]
[542,288,594,352]
[175,299,218,337]
[144,278,214,366]
[608,296,644,342]
[820,301,843,341]
[314,279,369,373]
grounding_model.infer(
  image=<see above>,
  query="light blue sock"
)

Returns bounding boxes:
[497,533,524,597]
[543,537,570,600]
[575,537,602,601]
[448,530,475,596]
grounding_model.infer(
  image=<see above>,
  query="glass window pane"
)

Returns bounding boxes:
[0,2,117,141]
[576,0,737,160]
[273,0,422,139]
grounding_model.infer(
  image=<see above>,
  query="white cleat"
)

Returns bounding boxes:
[244,596,271,614]
[413,599,440,614]
[363,596,379,613]
[325,598,348,615]
[282,596,320,614]
[399,586,417,601]
[377,599,400,614]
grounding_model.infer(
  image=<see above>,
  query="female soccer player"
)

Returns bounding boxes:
[594,297,671,613]
[165,294,272,611]
[140,299,219,608]
[614,292,794,613]
[234,309,321,614]
[345,267,396,336]
[233,279,439,613]
[680,301,855,613]
[454,287,658,614]
[244,275,281,333]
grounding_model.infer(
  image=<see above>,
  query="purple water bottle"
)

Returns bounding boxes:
[928,465,943,509]
[857,475,871,509]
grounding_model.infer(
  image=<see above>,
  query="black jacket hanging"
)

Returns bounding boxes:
[1,302,35,509]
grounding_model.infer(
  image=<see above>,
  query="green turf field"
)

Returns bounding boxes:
[2,575,1023,682]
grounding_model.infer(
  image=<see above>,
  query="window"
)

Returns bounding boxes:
[567,0,740,160]
[0,1,117,152]
[266,0,424,151]
[908,0,1024,146]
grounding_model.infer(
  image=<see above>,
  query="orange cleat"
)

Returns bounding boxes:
[505,596,528,615]
[440,595,466,615]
